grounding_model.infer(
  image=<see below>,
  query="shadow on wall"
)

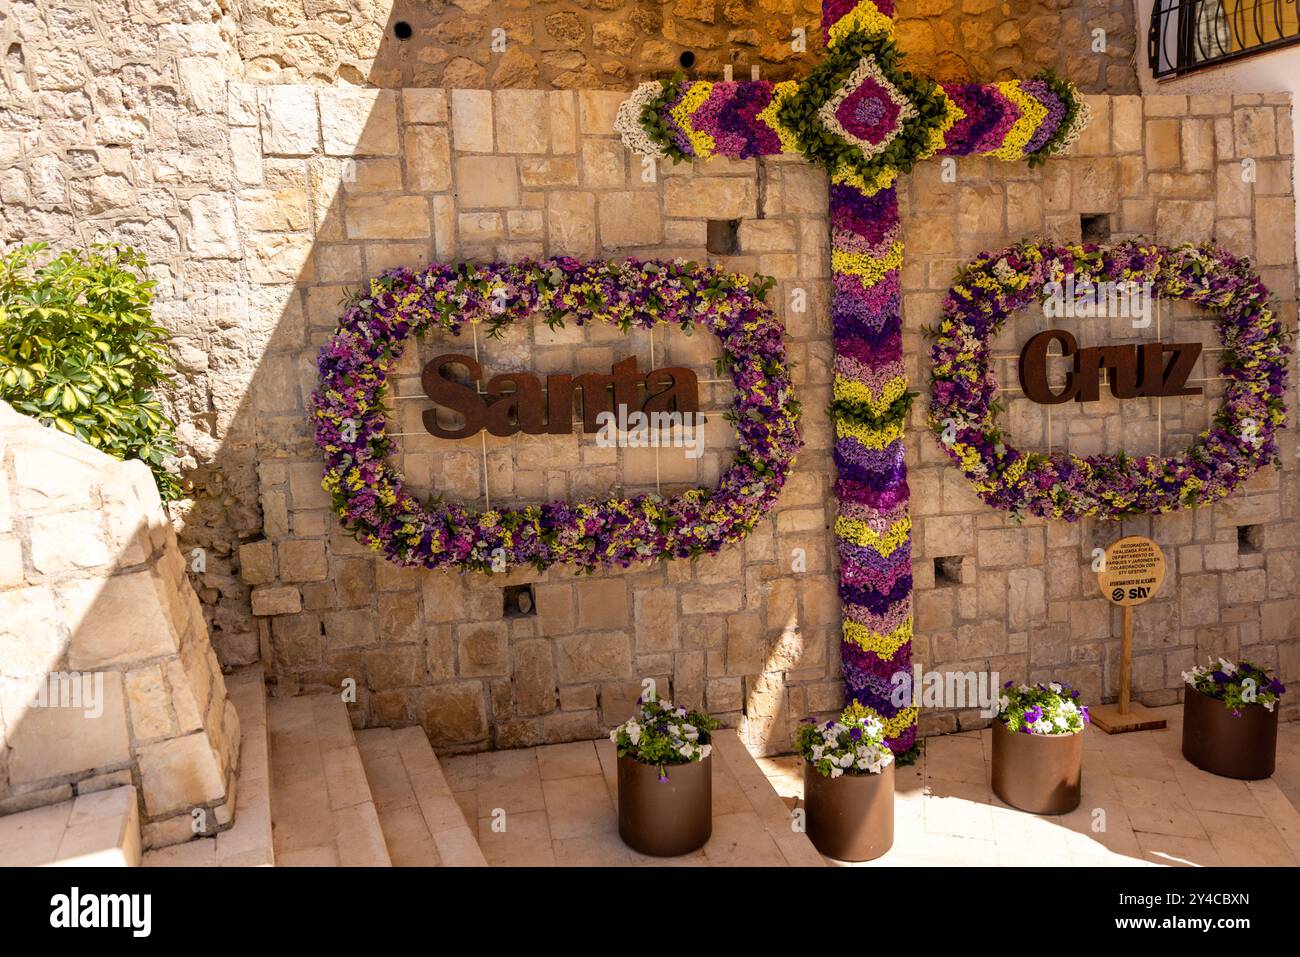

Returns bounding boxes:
[184,9,840,759]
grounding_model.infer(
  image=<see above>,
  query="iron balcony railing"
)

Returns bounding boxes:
[1148,0,1300,77]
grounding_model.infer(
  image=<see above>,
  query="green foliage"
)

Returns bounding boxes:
[893,741,922,767]
[996,681,1089,735]
[796,704,894,777]
[1183,659,1286,714]
[610,693,721,779]
[775,31,948,181]
[0,242,181,499]
[640,73,695,164]
[1026,70,1086,168]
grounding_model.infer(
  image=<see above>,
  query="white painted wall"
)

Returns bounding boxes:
[1135,0,1300,263]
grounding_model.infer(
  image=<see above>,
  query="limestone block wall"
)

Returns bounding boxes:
[0,0,270,668]
[0,402,239,849]
[231,85,1297,754]
[898,92,1300,733]
[0,0,1142,683]
[0,1,1293,758]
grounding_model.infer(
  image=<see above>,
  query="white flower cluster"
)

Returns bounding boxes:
[609,696,714,762]
[1180,657,1235,685]
[804,716,894,778]
[1046,97,1093,158]
[614,82,668,159]
[1181,657,1280,712]
[996,682,1087,735]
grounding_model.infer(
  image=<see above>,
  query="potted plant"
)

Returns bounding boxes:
[796,704,895,862]
[1181,658,1286,780]
[610,693,720,857]
[991,681,1088,815]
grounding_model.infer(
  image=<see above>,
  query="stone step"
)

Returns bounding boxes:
[355,726,487,867]
[141,664,274,866]
[0,785,140,867]
[266,693,391,866]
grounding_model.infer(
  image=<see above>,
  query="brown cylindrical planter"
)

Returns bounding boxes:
[617,754,712,857]
[1182,685,1278,780]
[802,760,894,862]
[991,719,1083,815]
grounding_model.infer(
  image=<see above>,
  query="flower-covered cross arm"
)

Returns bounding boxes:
[617,1,1091,175]
[935,74,1092,165]
[614,77,799,162]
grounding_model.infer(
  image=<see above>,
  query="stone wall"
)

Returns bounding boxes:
[0,2,1295,760]
[0,0,270,667]
[0,401,239,848]
[0,0,1141,682]
[900,92,1300,732]
[225,85,1297,754]
[236,0,1139,93]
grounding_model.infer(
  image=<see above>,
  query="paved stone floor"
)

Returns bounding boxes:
[757,707,1300,866]
[442,729,825,866]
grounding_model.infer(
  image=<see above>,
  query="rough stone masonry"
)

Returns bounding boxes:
[0,2,1295,758]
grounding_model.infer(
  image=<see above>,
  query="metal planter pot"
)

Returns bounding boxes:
[991,719,1083,815]
[802,760,895,862]
[1181,685,1278,780]
[617,753,712,857]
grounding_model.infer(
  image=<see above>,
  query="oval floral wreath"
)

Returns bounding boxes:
[312,258,801,573]
[928,241,1291,521]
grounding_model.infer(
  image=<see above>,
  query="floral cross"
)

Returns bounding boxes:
[616,0,1091,754]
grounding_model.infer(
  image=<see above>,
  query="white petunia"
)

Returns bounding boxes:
[613,82,669,158]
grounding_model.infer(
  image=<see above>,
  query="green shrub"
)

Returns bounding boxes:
[0,242,182,500]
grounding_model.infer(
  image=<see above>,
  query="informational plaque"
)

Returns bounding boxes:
[1097,536,1166,607]
[1091,536,1168,734]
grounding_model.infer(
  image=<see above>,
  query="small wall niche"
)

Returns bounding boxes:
[707,219,740,255]
[503,584,537,618]
[1080,213,1111,243]
[934,556,964,587]
[1238,524,1264,554]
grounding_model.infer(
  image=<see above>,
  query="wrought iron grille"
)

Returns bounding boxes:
[1148,0,1300,77]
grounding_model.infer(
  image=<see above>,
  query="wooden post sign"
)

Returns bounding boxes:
[1091,536,1169,734]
